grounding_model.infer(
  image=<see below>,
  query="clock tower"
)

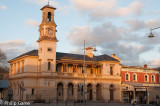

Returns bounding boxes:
[37,5,58,72]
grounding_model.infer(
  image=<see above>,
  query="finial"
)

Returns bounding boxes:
[48,0,49,6]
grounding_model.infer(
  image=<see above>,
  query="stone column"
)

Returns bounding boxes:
[93,85,96,101]
[72,65,73,73]
[76,65,78,73]
[85,65,87,74]
[66,64,68,72]
[74,86,78,101]
[61,64,63,72]
[63,87,67,101]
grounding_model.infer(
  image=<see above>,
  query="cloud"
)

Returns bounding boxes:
[0,4,7,10]
[0,40,37,61]
[24,0,57,6]
[24,0,70,15]
[0,40,25,48]
[66,18,160,66]
[126,19,160,32]
[70,0,144,20]
[25,19,40,27]
[149,59,160,67]
[67,22,124,47]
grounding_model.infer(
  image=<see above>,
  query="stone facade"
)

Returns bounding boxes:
[8,5,122,103]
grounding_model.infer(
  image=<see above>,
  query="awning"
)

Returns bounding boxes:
[122,82,160,88]
[0,80,9,88]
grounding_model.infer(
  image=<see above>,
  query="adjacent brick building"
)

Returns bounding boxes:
[121,65,160,104]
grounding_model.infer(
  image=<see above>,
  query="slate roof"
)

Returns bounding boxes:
[9,50,119,62]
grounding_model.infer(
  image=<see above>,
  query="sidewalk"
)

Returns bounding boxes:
[30,103,155,106]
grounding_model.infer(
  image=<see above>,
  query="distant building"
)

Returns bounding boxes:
[8,5,122,102]
[0,67,9,99]
[121,65,160,104]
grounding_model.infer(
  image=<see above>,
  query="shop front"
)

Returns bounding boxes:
[122,82,160,104]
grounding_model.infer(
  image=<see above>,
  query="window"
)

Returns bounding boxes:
[48,62,51,70]
[125,73,130,81]
[110,66,113,75]
[82,69,84,73]
[91,69,93,74]
[48,48,52,52]
[48,12,51,21]
[151,75,155,82]
[32,89,34,95]
[133,74,137,82]
[145,75,148,82]
[73,67,75,73]
[39,48,42,53]
[0,75,3,80]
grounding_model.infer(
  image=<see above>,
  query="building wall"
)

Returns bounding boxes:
[9,58,122,102]
[121,67,159,83]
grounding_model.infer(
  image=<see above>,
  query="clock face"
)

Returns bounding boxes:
[48,29,53,35]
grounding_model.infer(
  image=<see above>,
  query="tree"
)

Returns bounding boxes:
[0,49,7,66]
[0,49,9,73]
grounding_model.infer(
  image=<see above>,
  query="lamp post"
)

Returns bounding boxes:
[83,40,97,106]
[83,40,86,106]
[148,27,160,38]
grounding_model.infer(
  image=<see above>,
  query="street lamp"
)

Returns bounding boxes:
[83,40,97,106]
[148,27,160,38]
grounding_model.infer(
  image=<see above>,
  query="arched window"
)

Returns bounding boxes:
[48,62,51,70]
[110,66,113,75]
[144,74,148,82]
[133,74,137,82]
[48,12,51,21]
[151,75,155,82]
[125,73,130,81]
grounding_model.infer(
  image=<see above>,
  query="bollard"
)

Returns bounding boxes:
[57,98,58,104]
[66,99,67,106]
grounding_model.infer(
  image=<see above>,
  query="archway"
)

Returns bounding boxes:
[96,84,102,100]
[67,83,74,100]
[77,83,83,102]
[87,83,92,100]
[110,84,114,101]
[57,82,63,100]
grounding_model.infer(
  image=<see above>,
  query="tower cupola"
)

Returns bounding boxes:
[37,5,58,42]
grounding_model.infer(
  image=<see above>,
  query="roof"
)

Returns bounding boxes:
[9,50,119,62]
[41,5,56,10]
[121,65,156,70]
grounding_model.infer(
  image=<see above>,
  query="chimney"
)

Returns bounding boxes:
[111,54,121,62]
[86,47,93,58]
[144,64,147,68]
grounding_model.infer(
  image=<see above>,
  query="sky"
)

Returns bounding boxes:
[1,0,160,67]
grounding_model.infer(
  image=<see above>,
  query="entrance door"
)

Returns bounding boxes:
[89,89,92,100]
[57,83,63,100]
[110,89,113,101]
[87,84,92,101]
